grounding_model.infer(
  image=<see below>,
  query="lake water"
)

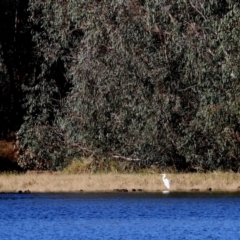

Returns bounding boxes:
[1,192,240,240]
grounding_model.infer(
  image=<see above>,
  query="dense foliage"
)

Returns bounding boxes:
[1,0,240,171]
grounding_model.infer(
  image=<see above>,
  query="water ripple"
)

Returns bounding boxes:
[0,192,240,239]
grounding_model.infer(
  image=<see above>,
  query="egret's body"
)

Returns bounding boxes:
[162,174,170,190]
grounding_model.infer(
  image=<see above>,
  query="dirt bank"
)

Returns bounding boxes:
[1,172,240,193]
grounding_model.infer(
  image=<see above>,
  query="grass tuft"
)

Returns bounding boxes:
[63,157,173,174]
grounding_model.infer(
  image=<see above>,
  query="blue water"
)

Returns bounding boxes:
[1,192,240,240]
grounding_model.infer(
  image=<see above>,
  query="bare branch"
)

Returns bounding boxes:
[112,155,140,161]
[189,0,206,21]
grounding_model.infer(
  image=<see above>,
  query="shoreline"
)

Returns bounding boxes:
[1,172,240,193]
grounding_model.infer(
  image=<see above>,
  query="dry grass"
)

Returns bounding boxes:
[1,154,240,193]
[0,171,240,193]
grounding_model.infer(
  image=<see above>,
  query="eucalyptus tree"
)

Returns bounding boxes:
[18,0,240,171]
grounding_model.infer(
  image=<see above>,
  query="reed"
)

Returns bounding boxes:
[0,171,240,193]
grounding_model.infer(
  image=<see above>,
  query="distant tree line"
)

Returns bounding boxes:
[1,0,240,171]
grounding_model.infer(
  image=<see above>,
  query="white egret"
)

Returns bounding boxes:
[162,174,170,190]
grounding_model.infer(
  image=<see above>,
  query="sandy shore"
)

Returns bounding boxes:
[1,172,240,193]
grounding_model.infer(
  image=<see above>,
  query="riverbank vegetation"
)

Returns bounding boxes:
[1,1,240,172]
[1,171,240,193]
